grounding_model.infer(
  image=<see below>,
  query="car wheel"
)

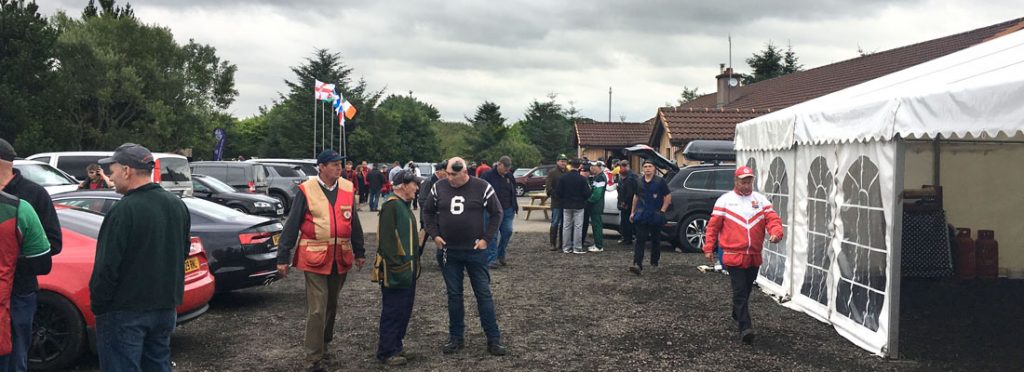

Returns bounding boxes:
[29,291,86,372]
[678,213,710,253]
[269,191,289,212]
[515,184,526,197]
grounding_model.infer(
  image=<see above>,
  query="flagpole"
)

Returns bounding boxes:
[330,105,335,150]
[312,94,317,157]
[342,117,347,157]
[320,101,325,152]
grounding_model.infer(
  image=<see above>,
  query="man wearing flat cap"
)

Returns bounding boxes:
[278,149,366,372]
[90,143,190,371]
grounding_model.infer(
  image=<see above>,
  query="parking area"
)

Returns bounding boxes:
[60,223,1024,371]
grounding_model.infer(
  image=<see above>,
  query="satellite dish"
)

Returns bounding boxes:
[728,78,739,87]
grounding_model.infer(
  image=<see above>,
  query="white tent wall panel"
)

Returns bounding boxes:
[905,140,1024,277]
[741,141,900,356]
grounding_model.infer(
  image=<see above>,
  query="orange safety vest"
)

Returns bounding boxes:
[293,177,356,275]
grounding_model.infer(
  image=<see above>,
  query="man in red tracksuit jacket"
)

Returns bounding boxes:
[703,166,783,345]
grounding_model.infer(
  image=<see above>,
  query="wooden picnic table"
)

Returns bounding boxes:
[522,192,551,220]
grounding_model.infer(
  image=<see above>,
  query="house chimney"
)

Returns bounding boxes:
[716,64,737,108]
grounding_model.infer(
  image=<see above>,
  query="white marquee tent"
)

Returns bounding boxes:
[733,28,1024,357]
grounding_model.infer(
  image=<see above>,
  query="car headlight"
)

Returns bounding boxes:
[254,202,272,208]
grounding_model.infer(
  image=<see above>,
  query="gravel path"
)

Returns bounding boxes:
[68,232,1020,371]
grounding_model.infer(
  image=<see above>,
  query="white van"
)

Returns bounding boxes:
[27,151,193,194]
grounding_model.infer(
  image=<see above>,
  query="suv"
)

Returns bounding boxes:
[12,159,79,195]
[190,161,269,194]
[259,163,306,211]
[248,158,318,177]
[601,141,736,252]
[514,164,555,196]
[27,151,193,195]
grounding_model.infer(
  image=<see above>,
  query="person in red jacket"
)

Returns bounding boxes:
[702,165,783,345]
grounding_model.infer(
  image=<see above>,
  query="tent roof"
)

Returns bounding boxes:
[736,28,1024,151]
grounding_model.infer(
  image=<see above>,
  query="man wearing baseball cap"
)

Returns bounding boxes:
[91,143,190,370]
[702,165,783,345]
[277,149,366,371]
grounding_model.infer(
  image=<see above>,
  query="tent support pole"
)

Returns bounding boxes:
[888,139,906,359]
[932,136,941,187]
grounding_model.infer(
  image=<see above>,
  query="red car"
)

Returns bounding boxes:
[29,206,216,371]
[513,164,555,196]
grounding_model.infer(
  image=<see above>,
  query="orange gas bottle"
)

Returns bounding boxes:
[955,228,976,280]
[976,229,999,280]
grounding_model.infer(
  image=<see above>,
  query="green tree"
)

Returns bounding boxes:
[373,93,441,162]
[0,0,57,146]
[520,94,572,163]
[466,101,506,160]
[434,121,471,159]
[480,123,541,167]
[21,2,238,155]
[742,41,802,85]
[262,49,383,159]
[676,86,702,105]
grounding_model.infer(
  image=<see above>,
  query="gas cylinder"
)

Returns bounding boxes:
[976,229,999,280]
[954,228,976,280]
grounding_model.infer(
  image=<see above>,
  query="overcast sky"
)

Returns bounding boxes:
[38,0,1022,123]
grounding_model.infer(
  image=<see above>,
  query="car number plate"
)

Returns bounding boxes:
[184,257,201,274]
[272,234,281,246]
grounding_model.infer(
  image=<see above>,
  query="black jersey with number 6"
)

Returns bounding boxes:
[423,177,503,250]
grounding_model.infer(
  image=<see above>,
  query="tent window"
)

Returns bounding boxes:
[837,155,887,332]
[759,157,789,286]
[745,158,758,191]
[801,156,834,305]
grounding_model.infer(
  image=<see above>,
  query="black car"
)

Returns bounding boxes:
[192,174,285,217]
[53,190,282,293]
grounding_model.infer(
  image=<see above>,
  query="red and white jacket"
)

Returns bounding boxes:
[702,190,784,268]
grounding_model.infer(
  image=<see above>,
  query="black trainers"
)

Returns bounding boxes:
[740,329,755,345]
[487,341,508,356]
[442,337,464,354]
[628,265,642,276]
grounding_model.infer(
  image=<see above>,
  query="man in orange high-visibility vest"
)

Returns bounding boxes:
[278,149,366,372]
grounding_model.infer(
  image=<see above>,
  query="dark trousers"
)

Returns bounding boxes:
[725,266,759,332]
[618,207,634,242]
[360,185,369,203]
[441,249,500,342]
[376,282,417,361]
[369,191,381,211]
[633,223,661,268]
[581,204,591,245]
[96,309,177,372]
[0,292,36,372]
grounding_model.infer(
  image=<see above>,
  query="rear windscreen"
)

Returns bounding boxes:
[159,157,191,182]
[56,156,107,180]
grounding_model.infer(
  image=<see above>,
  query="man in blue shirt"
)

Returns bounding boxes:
[628,160,672,275]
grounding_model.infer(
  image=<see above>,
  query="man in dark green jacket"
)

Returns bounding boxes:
[373,169,423,366]
[91,143,190,372]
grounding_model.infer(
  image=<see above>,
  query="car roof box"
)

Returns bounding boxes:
[682,140,736,163]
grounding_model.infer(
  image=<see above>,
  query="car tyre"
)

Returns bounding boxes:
[29,291,86,372]
[678,213,711,253]
[269,191,289,212]
[515,184,526,197]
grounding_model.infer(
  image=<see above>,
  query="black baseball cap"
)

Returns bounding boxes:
[316,149,345,165]
[391,169,424,185]
[0,139,15,162]
[433,160,448,171]
[99,143,155,170]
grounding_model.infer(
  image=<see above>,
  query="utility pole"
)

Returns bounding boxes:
[608,86,612,122]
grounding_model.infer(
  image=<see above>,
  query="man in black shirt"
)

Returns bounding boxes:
[423,157,507,357]
[616,161,639,245]
[367,166,386,211]
[480,156,518,268]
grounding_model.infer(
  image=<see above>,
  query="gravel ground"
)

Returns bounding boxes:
[68,232,1020,371]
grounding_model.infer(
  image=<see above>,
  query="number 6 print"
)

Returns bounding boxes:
[450,196,465,215]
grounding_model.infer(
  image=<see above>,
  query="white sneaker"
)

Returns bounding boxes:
[588,246,603,252]
[714,264,723,272]
[573,249,587,254]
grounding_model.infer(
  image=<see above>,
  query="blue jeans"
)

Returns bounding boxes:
[486,208,515,265]
[369,191,381,211]
[550,207,563,228]
[441,249,500,342]
[96,309,177,372]
[0,292,36,372]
